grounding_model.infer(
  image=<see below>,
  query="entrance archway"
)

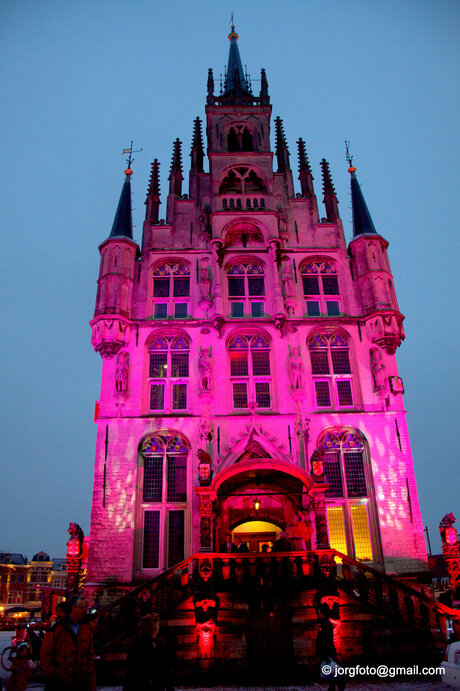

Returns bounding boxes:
[210,459,314,552]
[233,520,280,552]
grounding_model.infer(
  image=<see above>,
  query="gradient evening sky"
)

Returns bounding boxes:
[1,0,458,559]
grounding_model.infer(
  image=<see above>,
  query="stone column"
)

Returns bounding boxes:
[210,239,224,316]
[268,238,285,316]
[195,487,217,552]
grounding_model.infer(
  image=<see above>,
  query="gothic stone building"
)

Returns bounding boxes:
[87,26,427,586]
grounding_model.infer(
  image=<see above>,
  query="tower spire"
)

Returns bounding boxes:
[190,117,204,173]
[169,138,183,197]
[275,116,291,172]
[145,159,161,224]
[346,142,377,237]
[109,166,133,239]
[223,20,250,98]
[320,158,340,222]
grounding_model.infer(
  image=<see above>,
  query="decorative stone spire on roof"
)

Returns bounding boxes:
[259,68,269,104]
[224,22,249,94]
[346,142,378,237]
[297,138,315,198]
[275,116,291,172]
[320,158,340,222]
[145,158,161,224]
[207,68,215,104]
[169,138,183,197]
[190,117,204,173]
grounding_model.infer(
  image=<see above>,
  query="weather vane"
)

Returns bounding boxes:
[230,11,234,29]
[122,141,142,171]
[345,140,353,167]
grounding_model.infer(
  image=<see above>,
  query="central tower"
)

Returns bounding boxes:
[87,26,427,586]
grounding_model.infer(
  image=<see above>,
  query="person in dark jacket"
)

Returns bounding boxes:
[40,595,96,691]
[316,603,345,690]
[123,613,172,691]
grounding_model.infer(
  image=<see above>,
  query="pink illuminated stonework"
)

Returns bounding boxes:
[86,28,427,586]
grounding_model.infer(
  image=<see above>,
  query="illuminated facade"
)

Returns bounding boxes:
[87,26,427,585]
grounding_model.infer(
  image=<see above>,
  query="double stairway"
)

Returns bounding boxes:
[86,549,460,684]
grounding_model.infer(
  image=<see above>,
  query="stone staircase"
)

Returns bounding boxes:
[86,549,460,684]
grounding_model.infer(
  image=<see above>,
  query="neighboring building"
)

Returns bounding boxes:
[87,25,427,586]
[0,552,66,623]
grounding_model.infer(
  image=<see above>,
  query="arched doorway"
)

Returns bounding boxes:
[211,460,314,552]
[233,520,280,552]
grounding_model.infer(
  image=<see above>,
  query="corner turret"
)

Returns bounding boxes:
[347,150,405,353]
[91,161,139,358]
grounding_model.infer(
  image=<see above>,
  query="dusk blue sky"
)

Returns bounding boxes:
[1,1,458,559]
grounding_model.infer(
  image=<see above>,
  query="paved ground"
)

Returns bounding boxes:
[5,683,452,690]
[0,631,452,690]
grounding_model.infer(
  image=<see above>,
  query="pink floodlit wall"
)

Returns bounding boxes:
[87,82,427,585]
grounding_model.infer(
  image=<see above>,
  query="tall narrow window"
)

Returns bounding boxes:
[227,261,265,317]
[309,333,354,409]
[148,336,189,412]
[319,430,374,563]
[229,333,271,409]
[152,263,190,319]
[301,260,340,316]
[141,434,188,570]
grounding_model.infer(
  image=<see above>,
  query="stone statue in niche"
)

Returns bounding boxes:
[115,351,129,393]
[278,207,288,234]
[282,259,296,299]
[199,267,211,301]
[198,348,213,391]
[288,347,304,390]
[199,205,211,233]
[370,347,388,398]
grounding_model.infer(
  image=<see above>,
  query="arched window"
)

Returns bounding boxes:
[152,263,190,319]
[318,430,374,563]
[141,433,188,570]
[309,333,354,409]
[228,127,238,152]
[226,125,254,152]
[301,260,340,316]
[227,261,265,317]
[148,335,189,412]
[219,167,267,211]
[229,333,271,409]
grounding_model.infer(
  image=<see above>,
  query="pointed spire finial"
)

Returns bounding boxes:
[169,138,183,197]
[145,158,161,225]
[297,138,316,199]
[275,116,291,172]
[320,158,340,222]
[346,145,377,237]
[190,117,204,173]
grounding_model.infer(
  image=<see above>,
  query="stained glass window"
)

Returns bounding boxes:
[229,334,271,409]
[301,260,340,316]
[309,333,354,409]
[148,336,189,412]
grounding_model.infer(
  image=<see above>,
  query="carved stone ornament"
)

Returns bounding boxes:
[365,312,405,354]
[198,348,214,392]
[91,317,130,359]
[288,347,304,390]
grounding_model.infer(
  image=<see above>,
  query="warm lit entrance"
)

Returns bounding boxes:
[233,520,280,552]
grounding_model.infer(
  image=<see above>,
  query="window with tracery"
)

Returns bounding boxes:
[229,333,271,409]
[318,430,373,563]
[152,263,190,319]
[227,261,265,317]
[227,125,254,152]
[301,260,340,316]
[141,433,188,570]
[220,167,266,210]
[309,333,354,409]
[148,336,189,412]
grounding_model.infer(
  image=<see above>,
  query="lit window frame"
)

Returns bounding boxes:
[140,434,188,572]
[227,261,266,318]
[301,260,341,317]
[152,262,191,319]
[319,429,374,563]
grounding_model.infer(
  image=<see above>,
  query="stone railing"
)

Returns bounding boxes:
[88,549,460,654]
